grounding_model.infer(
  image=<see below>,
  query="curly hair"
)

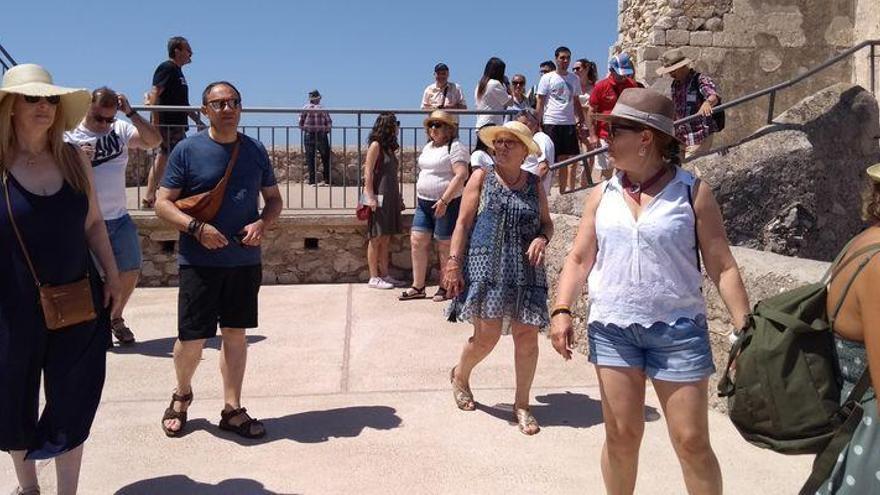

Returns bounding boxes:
[368,112,399,152]
[862,179,880,223]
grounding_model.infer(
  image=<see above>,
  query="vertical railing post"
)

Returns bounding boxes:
[357,112,363,196]
[767,91,776,124]
[871,43,876,96]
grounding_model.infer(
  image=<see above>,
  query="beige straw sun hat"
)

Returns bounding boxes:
[477,120,540,156]
[0,64,90,131]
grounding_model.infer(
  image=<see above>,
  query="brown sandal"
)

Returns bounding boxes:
[111,318,136,345]
[162,390,193,437]
[219,407,266,439]
[514,407,540,436]
[398,286,426,301]
[449,366,475,411]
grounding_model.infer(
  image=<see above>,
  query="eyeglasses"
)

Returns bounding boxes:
[206,98,241,111]
[23,95,61,105]
[492,138,521,148]
[427,122,445,129]
[91,114,116,124]
[512,81,525,86]
[609,123,645,138]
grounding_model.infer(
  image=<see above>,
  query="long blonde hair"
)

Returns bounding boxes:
[0,94,91,194]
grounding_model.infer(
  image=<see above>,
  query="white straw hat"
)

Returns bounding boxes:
[0,64,90,131]
[478,121,540,156]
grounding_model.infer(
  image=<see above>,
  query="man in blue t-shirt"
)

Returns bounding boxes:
[155,81,282,439]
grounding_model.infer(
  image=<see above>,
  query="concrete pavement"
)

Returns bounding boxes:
[2,284,812,494]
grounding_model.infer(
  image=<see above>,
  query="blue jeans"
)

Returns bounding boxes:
[588,315,715,382]
[105,214,142,272]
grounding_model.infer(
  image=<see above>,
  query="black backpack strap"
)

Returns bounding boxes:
[686,178,702,272]
[799,369,872,495]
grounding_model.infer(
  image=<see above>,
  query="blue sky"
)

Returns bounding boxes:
[2,0,618,135]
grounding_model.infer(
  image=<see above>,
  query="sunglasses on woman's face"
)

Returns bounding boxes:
[428,122,445,129]
[23,95,61,105]
[609,123,645,138]
[512,81,525,86]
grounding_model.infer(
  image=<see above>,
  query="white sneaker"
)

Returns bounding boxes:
[368,277,393,289]
[382,275,406,287]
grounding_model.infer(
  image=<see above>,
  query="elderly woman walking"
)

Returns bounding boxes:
[445,120,553,436]
[550,88,750,494]
[400,110,468,301]
[0,64,122,495]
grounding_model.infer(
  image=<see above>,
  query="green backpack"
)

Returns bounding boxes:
[717,241,880,495]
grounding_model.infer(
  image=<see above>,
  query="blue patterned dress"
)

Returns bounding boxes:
[816,336,879,494]
[446,165,549,333]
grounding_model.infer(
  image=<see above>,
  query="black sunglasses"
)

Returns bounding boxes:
[23,95,61,105]
[609,123,645,137]
[91,114,116,124]
[512,81,525,86]
[427,122,445,129]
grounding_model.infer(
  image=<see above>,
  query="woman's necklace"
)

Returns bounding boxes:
[20,148,47,167]
[496,167,524,188]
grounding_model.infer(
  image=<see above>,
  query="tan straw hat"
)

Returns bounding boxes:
[594,87,678,141]
[423,109,459,130]
[867,163,880,182]
[478,120,540,156]
[0,64,90,131]
[655,48,693,76]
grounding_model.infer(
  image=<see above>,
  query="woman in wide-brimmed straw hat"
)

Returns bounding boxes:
[810,164,880,494]
[444,120,553,436]
[0,64,121,495]
[550,87,749,491]
[399,109,469,301]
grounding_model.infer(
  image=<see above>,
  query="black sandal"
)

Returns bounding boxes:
[161,390,193,437]
[432,287,449,302]
[219,407,266,439]
[111,318,136,345]
[398,286,426,301]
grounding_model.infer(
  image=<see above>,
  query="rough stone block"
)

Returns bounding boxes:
[647,29,666,45]
[666,29,691,46]
[655,16,675,30]
[675,16,691,30]
[704,16,723,31]
[690,31,713,46]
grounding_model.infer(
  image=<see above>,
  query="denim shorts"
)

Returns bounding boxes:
[411,196,461,240]
[105,214,142,272]
[588,315,715,382]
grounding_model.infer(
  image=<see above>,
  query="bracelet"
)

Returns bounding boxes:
[186,219,201,236]
[438,197,448,206]
[551,306,572,318]
[125,110,138,118]
[448,254,464,263]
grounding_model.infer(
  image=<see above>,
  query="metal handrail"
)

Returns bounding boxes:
[131,106,516,116]
[551,39,880,177]
[0,41,17,73]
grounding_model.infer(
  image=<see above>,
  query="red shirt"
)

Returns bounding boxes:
[589,75,638,140]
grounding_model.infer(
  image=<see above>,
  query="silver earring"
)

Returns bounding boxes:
[638,147,646,157]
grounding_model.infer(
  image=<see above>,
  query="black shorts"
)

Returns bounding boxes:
[178,264,262,341]
[158,125,187,155]
[543,124,580,157]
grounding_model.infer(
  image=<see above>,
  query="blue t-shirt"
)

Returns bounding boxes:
[161,131,277,267]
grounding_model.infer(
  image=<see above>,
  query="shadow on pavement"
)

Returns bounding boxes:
[476,391,662,428]
[184,405,402,445]
[114,475,298,494]
[109,335,267,358]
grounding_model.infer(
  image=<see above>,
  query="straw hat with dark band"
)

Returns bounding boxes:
[594,87,679,141]
[477,120,540,156]
[423,109,459,130]
[655,48,693,76]
[0,64,90,131]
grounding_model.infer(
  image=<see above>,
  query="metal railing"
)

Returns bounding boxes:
[127,107,515,213]
[0,41,17,74]
[551,39,880,195]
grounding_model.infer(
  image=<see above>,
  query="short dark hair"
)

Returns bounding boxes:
[91,86,118,108]
[540,60,556,71]
[201,81,242,106]
[167,36,189,58]
[434,63,449,73]
[555,46,571,58]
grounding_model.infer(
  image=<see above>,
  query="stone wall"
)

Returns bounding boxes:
[853,0,880,91]
[133,213,416,287]
[616,0,863,147]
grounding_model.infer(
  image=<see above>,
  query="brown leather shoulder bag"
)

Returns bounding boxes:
[174,135,241,222]
[3,172,97,331]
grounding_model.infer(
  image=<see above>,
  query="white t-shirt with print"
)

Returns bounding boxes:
[416,140,469,200]
[536,71,582,125]
[65,120,137,220]
[521,131,555,196]
[475,79,512,128]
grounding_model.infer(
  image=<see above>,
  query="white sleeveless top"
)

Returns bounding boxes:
[587,167,706,327]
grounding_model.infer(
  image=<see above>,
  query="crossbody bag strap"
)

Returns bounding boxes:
[3,171,41,287]
[686,178,702,272]
[221,135,242,182]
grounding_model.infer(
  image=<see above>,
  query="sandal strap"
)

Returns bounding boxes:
[172,391,193,403]
[221,407,249,421]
